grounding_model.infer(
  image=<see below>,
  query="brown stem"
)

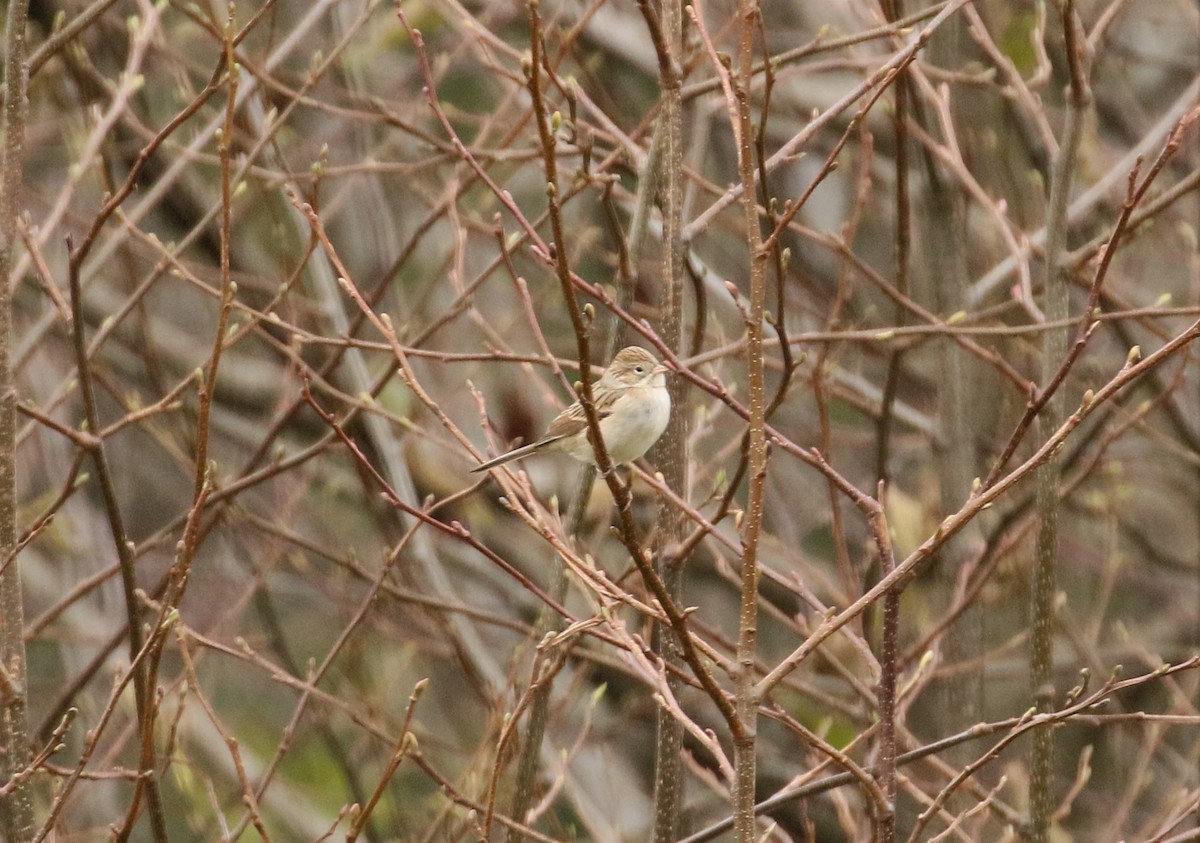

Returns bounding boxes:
[685,658,1200,843]
[66,242,168,842]
[511,1,743,741]
[0,0,35,837]
[984,111,1195,491]
[757,312,1200,700]
[633,0,690,837]
[873,3,912,837]
[1029,6,1091,839]
[718,1,772,837]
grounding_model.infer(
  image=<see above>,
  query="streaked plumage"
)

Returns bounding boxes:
[472,347,670,472]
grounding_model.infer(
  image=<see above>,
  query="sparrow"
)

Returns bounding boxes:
[472,346,670,472]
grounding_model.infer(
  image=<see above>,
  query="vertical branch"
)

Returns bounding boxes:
[66,256,169,842]
[871,491,900,843]
[523,0,603,472]
[730,2,770,839]
[506,123,662,841]
[194,12,240,499]
[874,8,910,489]
[505,3,740,747]
[918,0,986,767]
[521,4,746,829]
[0,0,34,839]
[1195,12,1200,662]
[643,0,689,838]
[876,3,909,839]
[1030,4,1090,841]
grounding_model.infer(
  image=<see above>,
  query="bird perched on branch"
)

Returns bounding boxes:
[472,346,670,472]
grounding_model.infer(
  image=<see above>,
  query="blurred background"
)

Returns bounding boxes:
[6,0,1200,840]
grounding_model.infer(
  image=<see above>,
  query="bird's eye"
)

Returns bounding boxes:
[635,365,644,373]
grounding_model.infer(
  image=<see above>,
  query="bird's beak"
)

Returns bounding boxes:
[652,363,670,375]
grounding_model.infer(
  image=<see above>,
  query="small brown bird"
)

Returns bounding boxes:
[472,346,670,472]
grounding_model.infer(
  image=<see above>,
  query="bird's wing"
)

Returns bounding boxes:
[543,389,620,440]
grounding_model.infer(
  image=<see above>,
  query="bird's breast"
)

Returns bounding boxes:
[604,385,671,464]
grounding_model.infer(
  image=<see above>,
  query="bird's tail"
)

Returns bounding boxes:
[470,438,553,473]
